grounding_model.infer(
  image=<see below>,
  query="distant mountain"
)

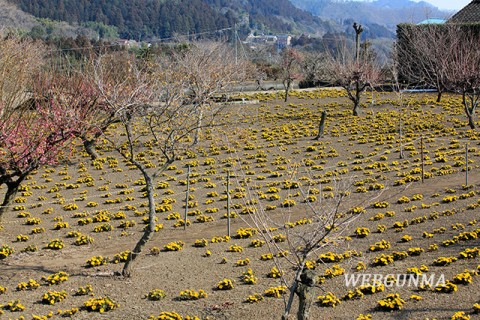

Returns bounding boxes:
[204,0,334,35]
[369,0,435,9]
[0,0,38,30]
[5,0,335,40]
[290,0,453,36]
[0,0,99,39]
[0,0,457,42]
[7,0,232,40]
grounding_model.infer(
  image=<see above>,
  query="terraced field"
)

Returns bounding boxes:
[0,89,479,320]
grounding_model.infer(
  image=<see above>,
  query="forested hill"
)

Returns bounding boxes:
[8,0,332,40]
[203,0,332,34]
[8,0,231,39]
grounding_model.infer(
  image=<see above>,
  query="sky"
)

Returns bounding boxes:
[414,0,470,11]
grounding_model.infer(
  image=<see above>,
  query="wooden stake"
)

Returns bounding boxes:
[421,136,425,183]
[466,144,469,186]
[184,165,191,230]
[227,172,231,237]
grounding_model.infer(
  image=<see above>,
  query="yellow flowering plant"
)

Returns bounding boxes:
[377,293,405,311]
[83,296,119,312]
[42,271,69,285]
[216,278,234,290]
[41,290,67,305]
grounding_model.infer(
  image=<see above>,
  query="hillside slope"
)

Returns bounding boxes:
[291,0,453,33]
[7,0,334,40]
[204,0,334,35]
[8,0,232,40]
[2,0,455,41]
[0,0,37,31]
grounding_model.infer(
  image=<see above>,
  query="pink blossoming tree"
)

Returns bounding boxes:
[0,38,85,220]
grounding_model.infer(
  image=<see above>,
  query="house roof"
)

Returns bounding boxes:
[449,0,480,23]
[418,18,446,25]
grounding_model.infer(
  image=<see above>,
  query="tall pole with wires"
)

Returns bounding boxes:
[234,23,238,65]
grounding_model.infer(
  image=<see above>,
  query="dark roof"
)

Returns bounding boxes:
[449,0,480,23]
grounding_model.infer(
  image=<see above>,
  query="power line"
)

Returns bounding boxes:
[47,26,233,53]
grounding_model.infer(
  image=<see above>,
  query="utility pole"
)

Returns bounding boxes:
[234,23,238,65]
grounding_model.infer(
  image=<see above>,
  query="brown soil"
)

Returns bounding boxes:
[1,89,479,320]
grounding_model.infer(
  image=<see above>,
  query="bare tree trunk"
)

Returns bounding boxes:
[193,109,204,145]
[122,169,156,277]
[282,282,298,320]
[463,93,477,130]
[353,80,363,116]
[436,90,443,103]
[346,81,363,117]
[0,180,22,222]
[295,269,318,320]
[352,99,360,116]
[284,81,291,102]
[282,266,303,320]
[256,79,265,91]
[467,111,476,130]
[283,263,318,320]
[313,111,327,140]
[83,138,99,160]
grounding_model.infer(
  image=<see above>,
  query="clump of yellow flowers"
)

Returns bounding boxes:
[46,239,64,250]
[17,279,40,291]
[179,289,207,300]
[377,293,405,311]
[147,312,200,320]
[164,241,185,251]
[86,256,108,267]
[216,278,234,290]
[42,290,67,305]
[245,293,264,303]
[264,286,287,298]
[42,271,69,285]
[75,285,93,296]
[112,250,130,263]
[146,289,166,301]
[83,296,119,313]
[1,299,25,311]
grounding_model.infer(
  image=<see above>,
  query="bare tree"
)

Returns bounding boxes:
[300,52,329,88]
[92,48,231,277]
[240,174,381,319]
[91,51,164,277]
[353,22,364,63]
[323,24,381,116]
[397,24,480,129]
[396,24,453,102]
[174,41,250,144]
[280,47,303,102]
[444,28,480,129]
[0,37,45,119]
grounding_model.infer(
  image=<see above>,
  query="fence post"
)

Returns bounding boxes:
[227,171,231,237]
[399,118,404,159]
[184,165,191,231]
[420,136,424,183]
[466,144,469,186]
